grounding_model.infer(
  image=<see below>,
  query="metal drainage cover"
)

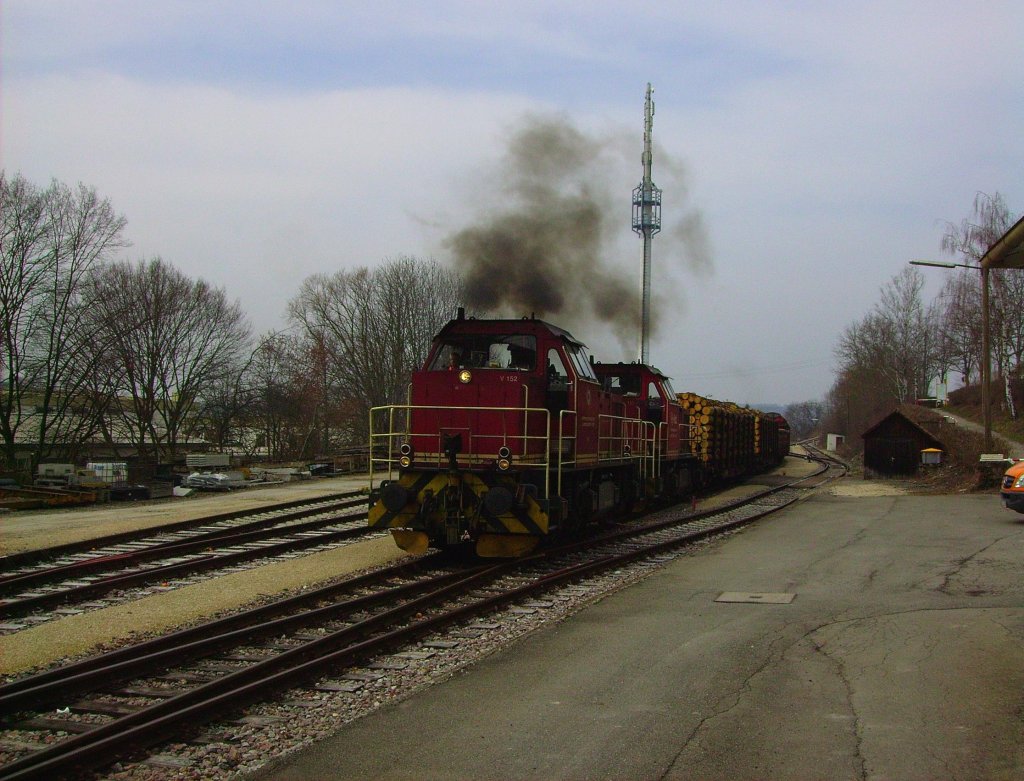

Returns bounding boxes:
[716,592,796,604]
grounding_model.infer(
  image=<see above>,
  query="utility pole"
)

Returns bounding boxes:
[632,82,662,364]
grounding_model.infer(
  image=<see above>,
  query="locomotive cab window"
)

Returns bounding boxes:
[429,335,537,371]
[646,379,665,423]
[566,344,597,381]
[546,349,569,385]
[603,373,641,395]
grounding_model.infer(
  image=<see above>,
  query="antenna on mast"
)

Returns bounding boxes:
[632,82,662,364]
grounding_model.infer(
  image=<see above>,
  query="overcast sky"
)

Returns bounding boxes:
[3,1,1022,406]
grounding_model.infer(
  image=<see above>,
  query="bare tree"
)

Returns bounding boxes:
[992,270,1024,377]
[821,363,896,446]
[247,332,322,461]
[991,269,1024,418]
[783,400,825,441]
[835,267,935,406]
[940,191,1021,415]
[191,344,261,453]
[829,266,945,446]
[288,256,463,447]
[937,271,981,386]
[941,192,1014,262]
[89,258,251,462]
[0,173,127,472]
[373,257,464,401]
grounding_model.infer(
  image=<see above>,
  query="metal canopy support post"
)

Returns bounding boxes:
[982,265,991,450]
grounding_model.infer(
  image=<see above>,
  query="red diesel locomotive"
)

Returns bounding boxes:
[368,311,789,557]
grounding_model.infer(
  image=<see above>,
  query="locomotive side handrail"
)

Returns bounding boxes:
[597,413,655,481]
[552,409,652,495]
[653,419,699,479]
[556,409,576,499]
[522,385,532,456]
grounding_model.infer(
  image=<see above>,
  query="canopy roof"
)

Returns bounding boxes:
[981,214,1024,269]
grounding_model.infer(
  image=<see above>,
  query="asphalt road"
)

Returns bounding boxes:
[255,490,1024,780]
[940,410,1024,456]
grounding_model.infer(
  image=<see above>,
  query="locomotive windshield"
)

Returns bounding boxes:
[428,334,537,371]
[601,370,676,398]
[566,344,597,380]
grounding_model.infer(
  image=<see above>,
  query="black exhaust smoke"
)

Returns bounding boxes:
[444,113,712,352]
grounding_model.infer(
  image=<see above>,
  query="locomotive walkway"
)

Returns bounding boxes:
[255,487,1024,780]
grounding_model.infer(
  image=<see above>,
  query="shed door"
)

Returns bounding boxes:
[882,438,918,475]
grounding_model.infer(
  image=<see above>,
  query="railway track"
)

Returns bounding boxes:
[797,442,849,479]
[0,453,844,780]
[0,492,375,628]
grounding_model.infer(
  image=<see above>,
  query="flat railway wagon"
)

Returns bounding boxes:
[680,393,790,481]
[369,312,789,557]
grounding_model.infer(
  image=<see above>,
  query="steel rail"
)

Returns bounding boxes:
[0,490,364,571]
[0,453,844,780]
[0,497,368,596]
[0,514,371,618]
[0,563,512,781]
[0,553,452,702]
[0,560,486,714]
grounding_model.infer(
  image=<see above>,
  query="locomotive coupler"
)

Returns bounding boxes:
[443,432,463,470]
[417,489,436,520]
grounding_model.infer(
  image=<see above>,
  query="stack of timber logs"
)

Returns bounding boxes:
[757,412,790,465]
[677,393,767,479]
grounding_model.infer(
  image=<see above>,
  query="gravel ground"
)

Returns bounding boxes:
[0,475,372,555]
[0,459,822,679]
[97,527,734,781]
[0,536,406,676]
[829,481,909,496]
[2,454,838,780]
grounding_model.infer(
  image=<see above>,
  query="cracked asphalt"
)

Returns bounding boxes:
[256,491,1024,781]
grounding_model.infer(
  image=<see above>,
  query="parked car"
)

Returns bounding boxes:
[1001,460,1024,513]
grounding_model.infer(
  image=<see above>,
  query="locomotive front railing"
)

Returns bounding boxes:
[370,403,553,499]
[371,401,693,507]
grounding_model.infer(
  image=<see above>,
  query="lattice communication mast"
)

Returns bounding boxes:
[632,82,662,364]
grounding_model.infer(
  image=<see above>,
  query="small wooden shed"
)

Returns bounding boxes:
[861,410,944,476]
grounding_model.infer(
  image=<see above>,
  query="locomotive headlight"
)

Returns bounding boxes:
[497,444,511,470]
[399,442,413,468]
[458,369,472,384]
